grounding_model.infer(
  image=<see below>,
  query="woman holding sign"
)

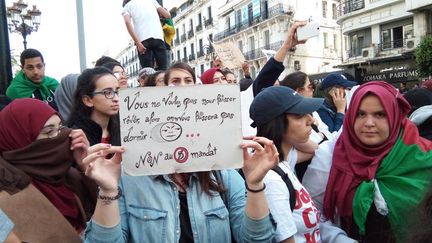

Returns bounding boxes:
[83,63,278,242]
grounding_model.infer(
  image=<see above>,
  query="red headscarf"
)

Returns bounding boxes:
[0,98,57,152]
[323,81,412,221]
[421,79,432,91]
[200,68,223,84]
[0,99,85,231]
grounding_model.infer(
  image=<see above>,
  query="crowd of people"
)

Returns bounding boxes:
[1,1,432,243]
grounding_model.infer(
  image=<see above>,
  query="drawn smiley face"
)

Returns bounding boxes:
[160,122,182,142]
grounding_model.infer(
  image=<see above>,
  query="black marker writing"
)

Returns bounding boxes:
[124,91,149,111]
[135,151,163,168]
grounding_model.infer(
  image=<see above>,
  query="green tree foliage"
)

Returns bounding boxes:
[416,36,432,78]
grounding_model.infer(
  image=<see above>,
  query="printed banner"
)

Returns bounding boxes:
[119,85,243,176]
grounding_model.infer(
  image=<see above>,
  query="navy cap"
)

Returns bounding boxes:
[249,86,324,127]
[321,73,357,90]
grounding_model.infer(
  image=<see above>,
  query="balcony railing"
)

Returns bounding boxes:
[175,39,180,45]
[337,0,365,18]
[182,57,188,62]
[379,39,404,51]
[378,38,419,52]
[188,30,194,39]
[347,44,371,58]
[196,24,203,32]
[243,41,284,60]
[347,38,418,59]
[204,17,213,27]
[180,34,186,43]
[214,3,287,41]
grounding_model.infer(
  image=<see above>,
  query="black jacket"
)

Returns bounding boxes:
[418,116,432,141]
[67,114,121,146]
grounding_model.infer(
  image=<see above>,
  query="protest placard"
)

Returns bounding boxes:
[212,42,246,70]
[119,85,243,176]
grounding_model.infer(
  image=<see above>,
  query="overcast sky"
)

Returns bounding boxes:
[6,0,183,80]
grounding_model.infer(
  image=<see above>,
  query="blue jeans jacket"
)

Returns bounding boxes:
[84,169,275,243]
[316,100,345,133]
[0,210,14,242]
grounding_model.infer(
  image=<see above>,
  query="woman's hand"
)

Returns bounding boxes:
[241,137,279,187]
[331,88,347,113]
[242,61,251,76]
[69,129,90,171]
[283,21,307,50]
[82,143,125,192]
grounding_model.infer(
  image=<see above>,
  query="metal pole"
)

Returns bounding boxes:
[22,24,28,49]
[76,0,87,71]
[0,0,13,95]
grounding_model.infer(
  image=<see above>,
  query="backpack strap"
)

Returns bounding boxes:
[271,166,296,212]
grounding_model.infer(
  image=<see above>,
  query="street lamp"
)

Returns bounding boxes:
[6,0,41,49]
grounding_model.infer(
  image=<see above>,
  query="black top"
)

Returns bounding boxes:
[351,204,396,243]
[67,113,121,146]
[252,57,285,97]
[418,116,432,142]
[179,192,194,243]
[33,88,58,111]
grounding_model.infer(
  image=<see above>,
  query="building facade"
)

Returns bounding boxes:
[116,40,141,87]
[337,0,432,85]
[171,0,223,80]
[213,0,343,80]
[171,0,343,82]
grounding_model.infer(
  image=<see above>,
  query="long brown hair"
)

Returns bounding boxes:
[197,171,226,196]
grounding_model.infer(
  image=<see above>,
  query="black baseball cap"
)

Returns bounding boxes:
[250,86,324,127]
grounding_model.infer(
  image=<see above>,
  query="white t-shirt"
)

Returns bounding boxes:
[122,0,164,42]
[240,85,256,137]
[263,148,321,243]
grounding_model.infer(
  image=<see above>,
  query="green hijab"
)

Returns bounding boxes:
[6,70,59,101]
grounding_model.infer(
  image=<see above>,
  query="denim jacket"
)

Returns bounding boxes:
[316,100,345,133]
[84,169,275,243]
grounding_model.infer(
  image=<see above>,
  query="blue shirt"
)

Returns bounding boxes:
[0,209,14,242]
[85,169,275,243]
[316,100,345,133]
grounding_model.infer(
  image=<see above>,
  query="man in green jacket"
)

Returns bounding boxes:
[6,49,59,110]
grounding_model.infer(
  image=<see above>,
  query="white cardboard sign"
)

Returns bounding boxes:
[119,85,243,176]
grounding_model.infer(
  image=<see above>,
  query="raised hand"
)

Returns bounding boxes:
[284,21,308,49]
[331,88,347,113]
[82,143,125,192]
[241,137,279,187]
[69,129,90,171]
[242,61,250,76]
